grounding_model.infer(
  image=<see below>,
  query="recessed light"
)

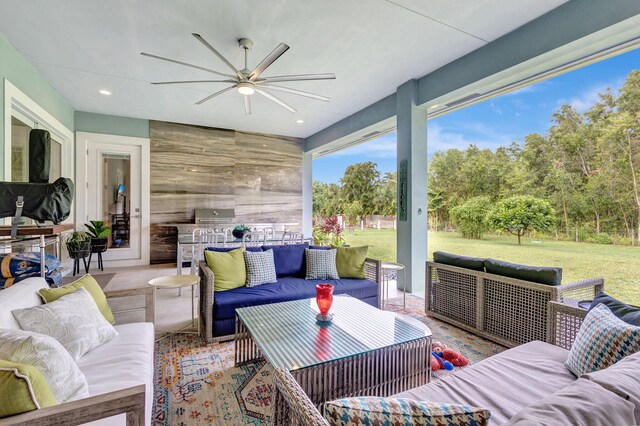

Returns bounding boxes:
[99,90,112,96]
[430,104,440,109]
[296,119,304,124]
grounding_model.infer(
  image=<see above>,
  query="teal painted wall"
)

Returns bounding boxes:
[0,32,74,175]
[75,111,149,138]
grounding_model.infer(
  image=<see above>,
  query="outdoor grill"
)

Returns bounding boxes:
[194,208,236,228]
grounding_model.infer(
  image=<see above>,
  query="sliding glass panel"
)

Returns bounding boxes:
[102,153,131,249]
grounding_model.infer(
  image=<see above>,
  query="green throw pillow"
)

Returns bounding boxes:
[205,248,247,291]
[0,359,57,418]
[39,274,115,324]
[333,246,369,279]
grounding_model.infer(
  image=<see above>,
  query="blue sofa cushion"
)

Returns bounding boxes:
[205,246,263,252]
[213,277,378,320]
[265,243,309,277]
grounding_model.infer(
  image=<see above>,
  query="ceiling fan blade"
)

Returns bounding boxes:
[254,88,296,113]
[151,79,237,85]
[248,43,290,81]
[140,52,236,79]
[244,95,251,115]
[260,84,329,101]
[195,86,236,105]
[192,33,242,78]
[259,73,336,83]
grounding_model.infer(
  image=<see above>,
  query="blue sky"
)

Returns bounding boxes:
[313,48,640,184]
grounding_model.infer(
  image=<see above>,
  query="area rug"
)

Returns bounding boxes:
[152,295,505,426]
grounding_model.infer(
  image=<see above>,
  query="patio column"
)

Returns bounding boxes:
[302,151,313,239]
[396,79,427,292]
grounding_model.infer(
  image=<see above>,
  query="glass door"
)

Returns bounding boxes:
[86,142,141,261]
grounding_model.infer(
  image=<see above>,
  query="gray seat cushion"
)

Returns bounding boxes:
[503,378,636,426]
[392,341,575,424]
[582,351,640,423]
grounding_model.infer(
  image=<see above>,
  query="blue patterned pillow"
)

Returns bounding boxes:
[565,303,640,377]
[305,249,339,280]
[323,397,490,426]
[244,249,277,287]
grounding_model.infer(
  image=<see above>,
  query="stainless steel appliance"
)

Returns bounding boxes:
[194,208,236,228]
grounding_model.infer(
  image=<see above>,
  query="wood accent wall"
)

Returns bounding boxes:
[149,120,303,263]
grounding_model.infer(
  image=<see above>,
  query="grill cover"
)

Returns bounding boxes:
[29,129,51,183]
[0,177,74,224]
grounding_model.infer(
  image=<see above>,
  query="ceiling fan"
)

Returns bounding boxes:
[141,34,335,115]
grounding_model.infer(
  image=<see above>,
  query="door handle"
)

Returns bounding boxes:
[131,214,141,218]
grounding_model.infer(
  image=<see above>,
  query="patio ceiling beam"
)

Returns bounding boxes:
[304,0,640,153]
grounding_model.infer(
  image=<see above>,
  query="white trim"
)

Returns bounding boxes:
[75,132,150,266]
[0,367,42,409]
[4,79,74,182]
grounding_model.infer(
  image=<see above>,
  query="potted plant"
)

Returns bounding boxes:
[64,231,91,259]
[85,220,112,253]
[232,224,251,239]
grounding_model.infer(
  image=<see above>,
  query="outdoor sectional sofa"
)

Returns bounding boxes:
[425,252,604,347]
[199,243,382,342]
[273,301,640,425]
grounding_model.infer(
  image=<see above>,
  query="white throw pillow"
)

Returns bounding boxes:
[12,287,118,361]
[0,328,89,403]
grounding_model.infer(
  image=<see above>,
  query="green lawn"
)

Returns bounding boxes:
[343,229,640,305]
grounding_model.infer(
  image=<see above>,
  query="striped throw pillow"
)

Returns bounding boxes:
[565,303,640,377]
[244,249,277,287]
[323,397,490,426]
[305,249,339,280]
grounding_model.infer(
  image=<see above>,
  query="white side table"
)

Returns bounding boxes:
[148,274,199,334]
[381,262,406,310]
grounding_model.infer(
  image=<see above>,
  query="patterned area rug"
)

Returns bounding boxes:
[152,295,505,425]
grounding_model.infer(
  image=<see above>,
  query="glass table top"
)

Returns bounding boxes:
[235,295,432,370]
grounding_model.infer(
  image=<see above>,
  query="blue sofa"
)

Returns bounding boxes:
[198,243,382,342]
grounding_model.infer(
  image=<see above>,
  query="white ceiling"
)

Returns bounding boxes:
[0,0,567,138]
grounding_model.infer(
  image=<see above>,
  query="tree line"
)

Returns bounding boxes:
[313,70,640,246]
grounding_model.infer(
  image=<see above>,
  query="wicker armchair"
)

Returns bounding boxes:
[425,261,603,347]
[198,258,383,343]
[546,301,588,350]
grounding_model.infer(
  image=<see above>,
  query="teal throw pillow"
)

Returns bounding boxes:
[323,397,490,426]
[305,249,339,280]
[244,249,277,287]
[565,303,640,377]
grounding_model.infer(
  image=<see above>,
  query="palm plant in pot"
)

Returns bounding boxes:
[64,231,92,259]
[232,224,251,239]
[85,220,112,253]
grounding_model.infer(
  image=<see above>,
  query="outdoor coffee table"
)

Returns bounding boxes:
[235,296,432,414]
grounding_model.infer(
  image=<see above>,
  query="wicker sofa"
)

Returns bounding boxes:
[425,256,604,347]
[198,244,382,342]
[272,302,640,425]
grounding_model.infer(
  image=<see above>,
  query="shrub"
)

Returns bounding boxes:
[450,196,492,239]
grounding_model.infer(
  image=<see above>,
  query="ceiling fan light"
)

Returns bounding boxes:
[237,83,255,95]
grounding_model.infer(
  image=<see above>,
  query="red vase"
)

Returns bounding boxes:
[315,283,334,315]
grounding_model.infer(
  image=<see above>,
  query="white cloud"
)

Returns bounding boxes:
[427,122,513,154]
[490,101,503,115]
[558,80,623,112]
